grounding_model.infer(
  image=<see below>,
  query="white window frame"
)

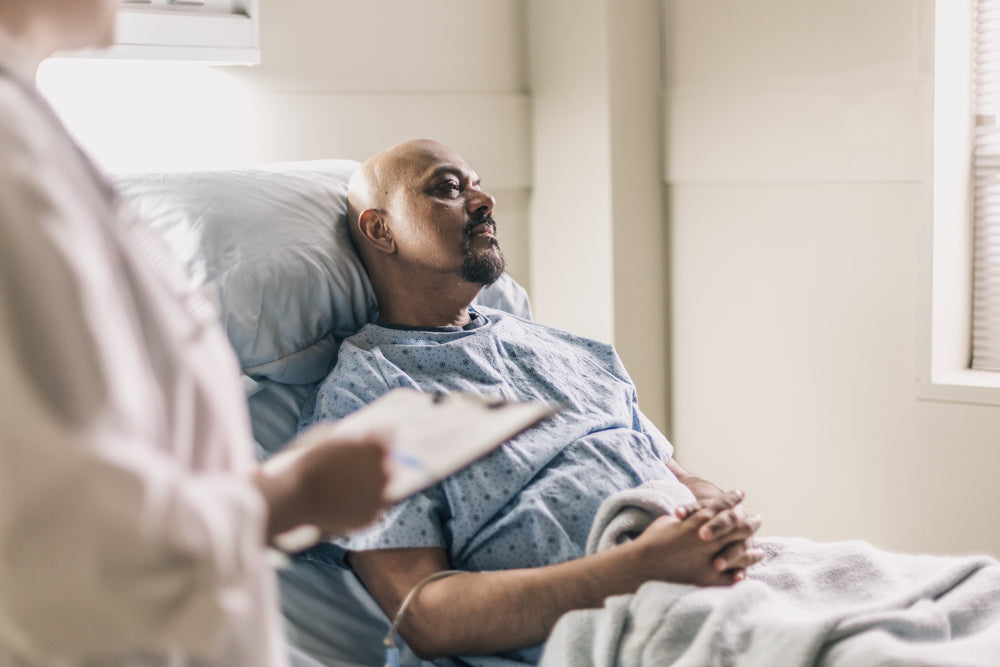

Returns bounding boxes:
[918,0,1000,405]
[72,0,260,65]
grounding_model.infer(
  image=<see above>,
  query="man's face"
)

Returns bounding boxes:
[386,143,505,286]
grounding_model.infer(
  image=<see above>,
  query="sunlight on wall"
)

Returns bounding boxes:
[37,59,252,173]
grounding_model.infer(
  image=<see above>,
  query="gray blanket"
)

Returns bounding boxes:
[539,482,1000,666]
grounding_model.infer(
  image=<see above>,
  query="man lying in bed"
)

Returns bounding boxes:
[300,139,764,664]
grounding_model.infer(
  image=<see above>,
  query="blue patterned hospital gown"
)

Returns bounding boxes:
[301,307,680,666]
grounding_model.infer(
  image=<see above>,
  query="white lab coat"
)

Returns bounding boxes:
[0,31,288,667]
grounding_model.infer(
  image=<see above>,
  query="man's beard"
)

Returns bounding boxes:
[462,213,506,286]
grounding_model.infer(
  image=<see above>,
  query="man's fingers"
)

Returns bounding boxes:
[674,501,705,520]
[698,508,736,540]
[713,542,766,573]
[708,564,753,587]
[710,488,745,511]
[683,489,743,522]
[698,509,762,542]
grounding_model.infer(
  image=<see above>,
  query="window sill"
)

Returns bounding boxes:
[917,370,1000,406]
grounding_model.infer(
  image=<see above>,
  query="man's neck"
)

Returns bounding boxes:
[377,304,474,329]
[374,278,482,329]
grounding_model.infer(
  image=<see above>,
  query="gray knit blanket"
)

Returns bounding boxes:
[539,481,1000,666]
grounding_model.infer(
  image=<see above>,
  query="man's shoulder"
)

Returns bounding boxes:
[485,308,628,376]
[323,331,386,384]
[307,339,393,426]
[487,307,611,346]
[335,323,389,354]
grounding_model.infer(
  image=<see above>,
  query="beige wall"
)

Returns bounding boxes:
[526,0,669,430]
[40,0,671,431]
[237,0,533,285]
[40,0,1000,559]
[665,0,1000,558]
[39,0,533,288]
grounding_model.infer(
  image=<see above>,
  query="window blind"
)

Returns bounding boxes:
[973,0,1000,371]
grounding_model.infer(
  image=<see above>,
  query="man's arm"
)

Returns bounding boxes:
[349,489,762,660]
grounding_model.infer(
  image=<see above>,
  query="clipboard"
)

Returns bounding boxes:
[270,389,560,555]
[319,388,559,502]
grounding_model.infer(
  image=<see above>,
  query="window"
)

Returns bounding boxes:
[75,0,260,64]
[919,0,1000,404]
[972,0,1000,372]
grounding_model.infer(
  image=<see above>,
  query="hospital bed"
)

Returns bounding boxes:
[115,162,530,667]
[115,163,1000,667]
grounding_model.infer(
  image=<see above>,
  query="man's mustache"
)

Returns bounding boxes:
[463,213,497,238]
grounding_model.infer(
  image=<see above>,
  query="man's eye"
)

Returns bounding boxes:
[439,181,460,195]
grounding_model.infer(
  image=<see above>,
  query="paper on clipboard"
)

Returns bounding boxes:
[318,388,560,502]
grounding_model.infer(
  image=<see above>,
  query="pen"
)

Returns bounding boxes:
[391,450,424,469]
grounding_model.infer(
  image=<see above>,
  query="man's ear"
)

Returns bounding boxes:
[357,209,396,255]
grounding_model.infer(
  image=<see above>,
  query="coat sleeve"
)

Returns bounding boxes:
[0,114,272,663]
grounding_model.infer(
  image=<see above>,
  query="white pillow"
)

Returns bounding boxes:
[115,160,372,384]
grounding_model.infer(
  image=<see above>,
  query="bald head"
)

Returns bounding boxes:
[344,139,505,326]
[347,139,444,213]
[347,139,448,259]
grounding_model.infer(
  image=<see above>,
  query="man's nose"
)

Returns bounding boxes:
[468,188,496,216]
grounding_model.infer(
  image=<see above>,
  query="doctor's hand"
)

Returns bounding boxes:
[254,425,390,543]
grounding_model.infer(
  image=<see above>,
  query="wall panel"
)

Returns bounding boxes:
[664,0,1000,557]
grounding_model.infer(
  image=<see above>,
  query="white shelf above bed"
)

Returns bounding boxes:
[71,0,260,65]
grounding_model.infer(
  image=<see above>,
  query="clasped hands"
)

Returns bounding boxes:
[632,488,764,587]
